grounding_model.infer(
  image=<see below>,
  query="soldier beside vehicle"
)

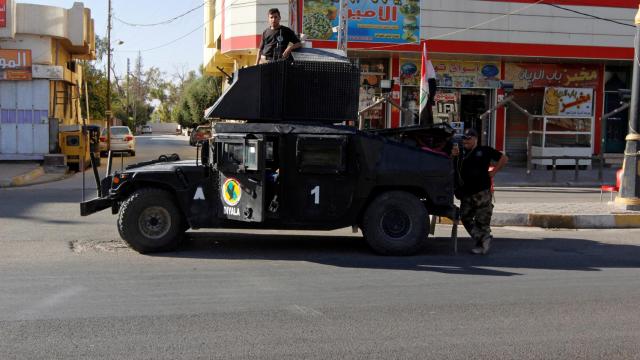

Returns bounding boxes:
[451,128,508,255]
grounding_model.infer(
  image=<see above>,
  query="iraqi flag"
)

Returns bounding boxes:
[419,42,436,125]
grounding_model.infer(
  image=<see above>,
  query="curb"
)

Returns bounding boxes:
[6,167,45,187]
[438,212,640,229]
[495,182,603,188]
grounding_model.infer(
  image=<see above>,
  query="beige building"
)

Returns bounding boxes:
[0,0,95,160]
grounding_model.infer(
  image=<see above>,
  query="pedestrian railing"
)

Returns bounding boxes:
[527,155,604,182]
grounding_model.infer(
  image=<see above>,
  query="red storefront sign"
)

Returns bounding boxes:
[0,50,33,81]
[0,0,6,28]
[505,63,599,89]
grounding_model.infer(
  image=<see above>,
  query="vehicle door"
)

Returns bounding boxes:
[214,135,265,222]
[286,134,355,223]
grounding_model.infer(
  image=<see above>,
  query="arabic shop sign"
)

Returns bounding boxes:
[302,0,420,44]
[505,63,598,90]
[543,87,593,117]
[399,58,419,85]
[0,49,32,81]
[0,0,6,28]
[432,60,501,88]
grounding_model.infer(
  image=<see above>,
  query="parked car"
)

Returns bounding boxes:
[189,125,211,146]
[140,125,152,134]
[99,126,136,156]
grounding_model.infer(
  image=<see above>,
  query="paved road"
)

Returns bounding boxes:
[2,135,640,358]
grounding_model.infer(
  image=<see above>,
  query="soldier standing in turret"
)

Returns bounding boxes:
[255,8,302,65]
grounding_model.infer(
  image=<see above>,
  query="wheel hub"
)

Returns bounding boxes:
[138,206,171,239]
[380,207,411,238]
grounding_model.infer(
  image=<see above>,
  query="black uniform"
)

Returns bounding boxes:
[455,145,503,250]
[259,26,300,61]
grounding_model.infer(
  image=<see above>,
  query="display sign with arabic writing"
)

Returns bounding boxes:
[543,87,593,117]
[505,63,599,90]
[0,50,32,81]
[0,0,6,28]
[302,0,420,44]
[432,60,501,88]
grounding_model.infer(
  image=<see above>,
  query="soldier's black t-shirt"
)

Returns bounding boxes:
[259,26,300,60]
[456,145,503,196]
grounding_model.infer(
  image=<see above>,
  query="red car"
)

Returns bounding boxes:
[189,125,211,146]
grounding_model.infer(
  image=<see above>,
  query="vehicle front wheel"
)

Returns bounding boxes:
[117,188,185,253]
[362,191,429,256]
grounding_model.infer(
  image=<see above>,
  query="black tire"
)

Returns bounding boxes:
[117,188,184,253]
[362,191,429,256]
[130,150,136,156]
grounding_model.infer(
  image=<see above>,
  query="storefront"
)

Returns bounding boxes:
[503,62,603,165]
[430,60,501,146]
[301,0,420,129]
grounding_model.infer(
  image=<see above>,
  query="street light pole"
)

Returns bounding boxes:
[106,0,112,152]
[615,6,640,211]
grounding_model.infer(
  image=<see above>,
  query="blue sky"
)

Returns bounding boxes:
[23,0,204,78]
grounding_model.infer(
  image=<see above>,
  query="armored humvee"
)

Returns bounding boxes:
[81,48,456,255]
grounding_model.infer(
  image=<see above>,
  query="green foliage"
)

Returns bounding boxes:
[80,36,222,129]
[172,74,222,128]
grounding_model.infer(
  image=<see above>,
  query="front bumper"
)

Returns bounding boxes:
[80,197,113,216]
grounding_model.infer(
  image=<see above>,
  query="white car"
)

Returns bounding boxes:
[140,125,152,134]
[99,126,136,156]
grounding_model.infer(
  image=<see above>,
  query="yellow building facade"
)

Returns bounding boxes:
[0,1,95,160]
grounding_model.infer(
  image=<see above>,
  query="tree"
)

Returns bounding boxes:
[172,73,222,129]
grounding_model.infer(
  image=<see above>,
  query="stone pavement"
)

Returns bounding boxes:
[1,159,639,229]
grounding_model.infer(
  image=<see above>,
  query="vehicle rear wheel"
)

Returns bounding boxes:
[130,150,136,156]
[362,191,429,256]
[117,188,184,253]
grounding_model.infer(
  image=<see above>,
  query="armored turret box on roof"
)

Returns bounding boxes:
[205,48,360,123]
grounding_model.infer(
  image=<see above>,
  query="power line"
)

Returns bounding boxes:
[114,2,205,27]
[544,3,635,28]
[116,21,206,52]
[115,0,241,53]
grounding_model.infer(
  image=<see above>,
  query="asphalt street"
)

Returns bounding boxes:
[1,134,639,359]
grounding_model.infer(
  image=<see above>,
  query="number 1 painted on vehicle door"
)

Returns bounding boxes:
[310,185,320,205]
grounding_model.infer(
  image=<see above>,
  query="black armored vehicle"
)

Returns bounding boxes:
[81,49,456,255]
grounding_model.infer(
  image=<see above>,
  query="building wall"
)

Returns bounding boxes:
[422,0,635,49]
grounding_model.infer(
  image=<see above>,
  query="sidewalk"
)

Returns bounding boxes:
[0,161,68,188]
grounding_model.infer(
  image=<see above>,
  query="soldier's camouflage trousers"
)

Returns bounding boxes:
[460,189,494,243]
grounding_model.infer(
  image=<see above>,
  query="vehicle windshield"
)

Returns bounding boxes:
[102,127,131,136]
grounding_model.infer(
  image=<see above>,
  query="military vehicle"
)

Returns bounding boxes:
[81,48,456,256]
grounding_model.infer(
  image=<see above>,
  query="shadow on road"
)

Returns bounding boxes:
[148,231,640,276]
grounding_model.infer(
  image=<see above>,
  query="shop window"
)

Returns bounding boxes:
[544,134,591,148]
[357,58,389,129]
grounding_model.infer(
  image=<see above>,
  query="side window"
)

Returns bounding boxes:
[223,143,243,165]
[296,135,347,174]
[217,139,262,172]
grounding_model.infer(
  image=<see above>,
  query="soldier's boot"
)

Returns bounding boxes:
[471,236,491,255]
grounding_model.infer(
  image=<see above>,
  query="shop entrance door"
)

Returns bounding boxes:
[435,88,493,145]
[460,89,492,145]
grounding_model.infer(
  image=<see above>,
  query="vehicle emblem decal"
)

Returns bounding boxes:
[193,187,205,200]
[222,178,241,206]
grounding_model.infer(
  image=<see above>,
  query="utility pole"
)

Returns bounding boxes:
[106,0,112,152]
[616,6,640,211]
[127,58,130,124]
